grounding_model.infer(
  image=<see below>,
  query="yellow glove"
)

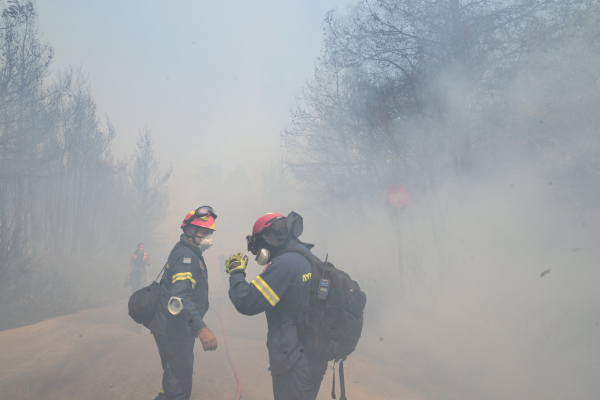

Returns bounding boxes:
[226,253,248,276]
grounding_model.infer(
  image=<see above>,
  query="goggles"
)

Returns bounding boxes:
[182,205,217,226]
[246,234,257,253]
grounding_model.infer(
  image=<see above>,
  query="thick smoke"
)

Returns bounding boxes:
[277,1,600,399]
[1,1,599,399]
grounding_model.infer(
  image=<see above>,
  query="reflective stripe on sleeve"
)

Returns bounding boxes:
[172,272,196,289]
[251,275,280,306]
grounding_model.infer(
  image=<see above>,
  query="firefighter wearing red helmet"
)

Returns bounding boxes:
[147,206,219,400]
[250,213,286,264]
[226,212,328,400]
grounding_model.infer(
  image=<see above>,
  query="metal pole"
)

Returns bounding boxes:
[396,206,404,299]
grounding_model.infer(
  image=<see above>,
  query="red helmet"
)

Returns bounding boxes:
[246,213,285,253]
[252,213,285,236]
[181,206,217,231]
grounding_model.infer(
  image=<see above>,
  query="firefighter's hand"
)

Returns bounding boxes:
[199,327,218,351]
[226,253,248,276]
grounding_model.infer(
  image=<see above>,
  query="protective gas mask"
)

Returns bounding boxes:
[198,235,213,252]
[255,248,270,265]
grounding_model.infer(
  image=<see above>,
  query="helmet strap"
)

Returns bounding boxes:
[183,225,199,241]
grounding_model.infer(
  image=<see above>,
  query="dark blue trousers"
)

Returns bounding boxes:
[153,333,195,400]
[272,352,328,400]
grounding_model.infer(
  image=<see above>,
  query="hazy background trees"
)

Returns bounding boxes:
[0,1,171,325]
[130,128,171,247]
[284,0,600,287]
[283,0,600,398]
[285,0,599,204]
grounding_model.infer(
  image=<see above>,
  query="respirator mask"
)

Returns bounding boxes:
[255,248,270,265]
[198,235,213,252]
[247,234,270,265]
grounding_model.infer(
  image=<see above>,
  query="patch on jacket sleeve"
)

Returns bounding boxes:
[183,258,191,264]
[261,261,273,274]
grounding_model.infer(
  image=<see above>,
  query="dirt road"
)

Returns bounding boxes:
[0,288,430,400]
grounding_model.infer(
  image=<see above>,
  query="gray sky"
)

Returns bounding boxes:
[36,0,350,234]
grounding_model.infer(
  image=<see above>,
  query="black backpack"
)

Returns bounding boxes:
[280,248,367,400]
[128,263,166,328]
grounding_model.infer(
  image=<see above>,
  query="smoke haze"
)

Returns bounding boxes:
[36,0,351,243]
[1,1,599,399]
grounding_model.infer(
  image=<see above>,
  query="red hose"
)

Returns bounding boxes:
[210,308,241,400]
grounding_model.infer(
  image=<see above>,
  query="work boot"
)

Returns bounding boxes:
[153,391,166,400]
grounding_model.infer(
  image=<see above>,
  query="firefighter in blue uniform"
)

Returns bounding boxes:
[226,212,328,400]
[148,206,219,400]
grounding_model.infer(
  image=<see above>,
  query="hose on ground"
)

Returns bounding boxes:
[210,308,241,400]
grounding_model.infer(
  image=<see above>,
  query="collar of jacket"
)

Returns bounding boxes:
[179,234,204,258]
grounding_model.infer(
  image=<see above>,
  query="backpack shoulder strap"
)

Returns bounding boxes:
[276,247,318,327]
[278,247,319,267]
[156,244,180,282]
[153,261,167,283]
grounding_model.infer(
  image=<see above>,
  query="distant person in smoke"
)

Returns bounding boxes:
[226,212,328,400]
[147,206,219,400]
[126,243,150,292]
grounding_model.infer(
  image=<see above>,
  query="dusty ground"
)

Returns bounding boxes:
[0,286,431,400]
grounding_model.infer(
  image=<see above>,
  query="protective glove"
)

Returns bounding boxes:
[225,253,248,276]
[198,326,218,351]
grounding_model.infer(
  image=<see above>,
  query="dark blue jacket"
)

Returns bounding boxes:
[148,239,209,339]
[229,239,316,375]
